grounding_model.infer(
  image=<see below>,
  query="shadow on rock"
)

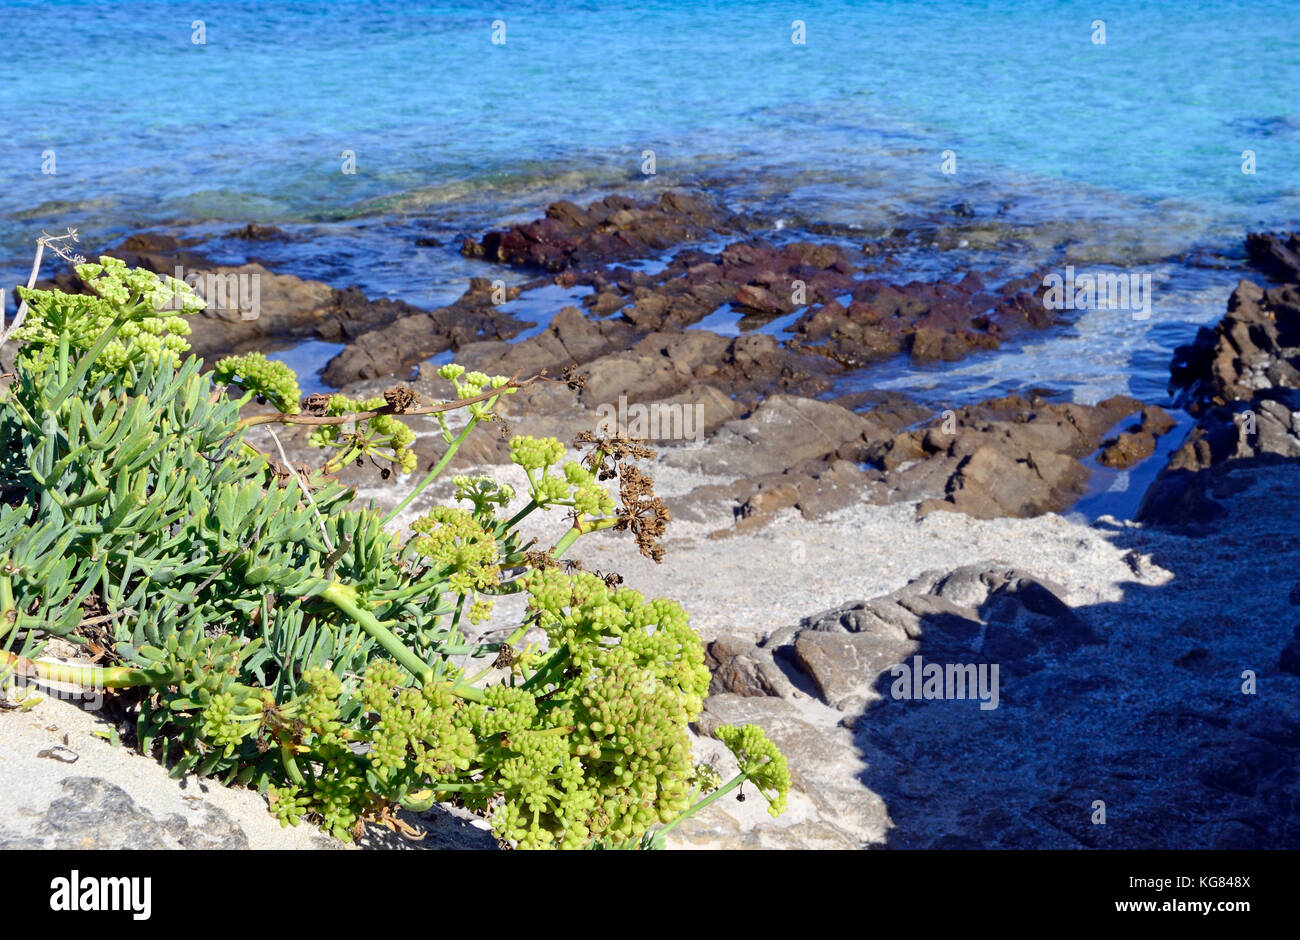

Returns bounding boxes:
[701,459,1300,848]
[849,463,1300,849]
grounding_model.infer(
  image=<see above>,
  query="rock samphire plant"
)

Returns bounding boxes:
[0,243,788,848]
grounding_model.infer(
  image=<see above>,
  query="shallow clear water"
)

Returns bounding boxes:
[262,338,346,397]
[1,0,1297,411]
[497,283,595,342]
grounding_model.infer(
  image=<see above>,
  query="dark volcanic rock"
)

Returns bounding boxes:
[227,223,290,242]
[1139,271,1300,526]
[1245,231,1300,284]
[667,389,1174,533]
[320,278,532,385]
[318,202,1077,400]
[111,232,215,272]
[583,237,859,332]
[461,313,839,412]
[462,191,742,271]
[324,230,868,391]
[1097,405,1176,469]
[1168,278,1300,411]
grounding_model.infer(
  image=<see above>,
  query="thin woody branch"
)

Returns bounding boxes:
[235,370,550,430]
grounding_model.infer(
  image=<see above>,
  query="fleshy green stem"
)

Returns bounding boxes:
[521,644,570,692]
[46,309,133,411]
[0,577,16,645]
[381,395,499,526]
[0,650,161,689]
[550,515,619,560]
[502,498,539,531]
[655,773,747,841]
[280,746,307,787]
[318,581,485,702]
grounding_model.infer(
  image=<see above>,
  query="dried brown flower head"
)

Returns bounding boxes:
[383,385,420,413]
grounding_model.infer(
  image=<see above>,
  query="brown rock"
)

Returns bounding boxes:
[662,395,869,477]
[1098,431,1157,469]
[1140,404,1177,436]
[1245,230,1300,283]
[705,637,796,698]
[793,631,916,712]
[1140,240,1300,526]
[463,191,742,271]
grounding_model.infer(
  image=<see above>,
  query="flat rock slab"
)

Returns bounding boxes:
[0,776,251,850]
[0,696,337,850]
[662,394,869,477]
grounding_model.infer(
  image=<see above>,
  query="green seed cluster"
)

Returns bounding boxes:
[267,784,313,827]
[408,507,500,622]
[80,256,206,314]
[308,749,369,839]
[530,459,613,512]
[251,667,383,840]
[527,571,710,714]
[362,667,478,786]
[452,474,515,513]
[103,318,192,371]
[508,435,566,471]
[263,661,493,839]
[509,437,616,513]
[257,572,721,849]
[15,256,198,377]
[199,691,252,754]
[436,364,515,419]
[563,460,616,515]
[308,394,418,474]
[212,352,303,414]
[486,569,714,847]
[715,724,791,817]
[297,667,345,740]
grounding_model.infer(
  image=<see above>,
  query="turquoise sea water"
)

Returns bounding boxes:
[1,0,1298,408]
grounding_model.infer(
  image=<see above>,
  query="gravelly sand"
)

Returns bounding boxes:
[367,452,1173,648]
